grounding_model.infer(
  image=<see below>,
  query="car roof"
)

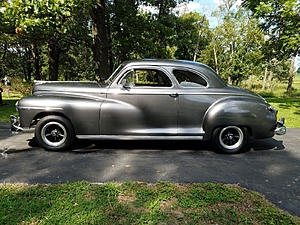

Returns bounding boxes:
[121,59,226,88]
[123,59,211,70]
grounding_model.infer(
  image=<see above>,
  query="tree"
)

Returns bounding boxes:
[2,0,90,81]
[90,0,112,81]
[201,6,265,86]
[243,0,300,93]
[174,13,209,61]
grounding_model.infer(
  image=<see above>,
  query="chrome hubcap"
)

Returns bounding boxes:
[219,126,243,150]
[41,122,67,147]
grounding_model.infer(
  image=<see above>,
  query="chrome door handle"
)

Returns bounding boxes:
[169,93,179,98]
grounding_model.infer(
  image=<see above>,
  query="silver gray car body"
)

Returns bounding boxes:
[16,59,280,141]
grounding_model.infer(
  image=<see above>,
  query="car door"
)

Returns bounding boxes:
[100,66,179,135]
[168,67,217,136]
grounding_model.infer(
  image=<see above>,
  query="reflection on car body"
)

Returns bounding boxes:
[12,59,286,153]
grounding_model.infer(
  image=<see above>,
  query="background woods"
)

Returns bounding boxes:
[0,0,299,93]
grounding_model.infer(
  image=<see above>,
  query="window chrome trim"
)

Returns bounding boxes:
[115,66,175,89]
[170,67,210,89]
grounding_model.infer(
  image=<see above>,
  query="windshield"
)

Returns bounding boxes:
[105,64,125,85]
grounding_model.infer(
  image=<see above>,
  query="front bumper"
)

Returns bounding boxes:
[10,115,23,132]
[275,117,286,135]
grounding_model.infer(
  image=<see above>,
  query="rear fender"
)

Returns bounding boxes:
[202,96,276,140]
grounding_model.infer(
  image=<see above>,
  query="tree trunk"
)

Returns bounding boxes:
[90,0,111,82]
[0,44,7,78]
[213,44,219,74]
[107,19,113,74]
[227,76,232,85]
[248,75,252,89]
[26,56,32,82]
[287,52,297,94]
[48,37,61,81]
[268,70,273,90]
[32,43,41,80]
[262,66,268,90]
[0,88,2,105]
[193,29,202,62]
[22,48,32,82]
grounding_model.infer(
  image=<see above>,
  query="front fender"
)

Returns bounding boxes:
[17,95,104,135]
[202,96,276,140]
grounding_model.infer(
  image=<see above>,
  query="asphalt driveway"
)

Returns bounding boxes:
[0,126,300,217]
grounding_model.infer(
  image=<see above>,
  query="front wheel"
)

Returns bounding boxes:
[35,115,75,151]
[213,126,248,154]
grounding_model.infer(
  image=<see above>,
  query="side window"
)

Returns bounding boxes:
[124,69,172,87]
[173,69,207,88]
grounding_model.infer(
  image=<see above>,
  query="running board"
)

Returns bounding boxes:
[76,135,204,141]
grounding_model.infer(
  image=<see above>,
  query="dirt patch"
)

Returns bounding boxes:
[21,217,41,225]
[160,197,178,211]
[118,192,136,203]
[118,192,149,213]
[84,191,95,201]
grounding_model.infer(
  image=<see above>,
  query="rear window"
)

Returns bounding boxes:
[173,70,207,88]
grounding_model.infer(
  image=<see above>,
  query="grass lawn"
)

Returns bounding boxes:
[0,181,299,224]
[266,98,300,128]
[254,76,300,98]
[0,99,19,122]
[253,77,300,128]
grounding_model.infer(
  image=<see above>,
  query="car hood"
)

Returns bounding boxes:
[32,81,106,95]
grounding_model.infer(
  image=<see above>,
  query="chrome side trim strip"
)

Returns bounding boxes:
[76,135,204,140]
[34,80,98,84]
[18,106,63,110]
[34,90,108,101]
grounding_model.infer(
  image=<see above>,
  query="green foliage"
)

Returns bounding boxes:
[176,183,242,208]
[0,0,297,92]
[1,0,92,81]
[243,0,299,57]
[200,8,265,85]
[9,77,33,96]
[174,13,210,60]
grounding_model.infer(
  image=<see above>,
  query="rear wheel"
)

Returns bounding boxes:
[35,115,75,151]
[213,126,248,154]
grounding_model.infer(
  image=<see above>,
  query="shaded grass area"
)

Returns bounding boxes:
[0,181,299,225]
[254,77,300,98]
[0,99,19,122]
[266,98,300,128]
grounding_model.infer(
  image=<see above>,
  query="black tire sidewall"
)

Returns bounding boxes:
[213,126,248,154]
[35,115,74,151]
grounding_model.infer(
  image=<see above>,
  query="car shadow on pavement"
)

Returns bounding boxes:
[248,137,285,151]
[68,139,215,153]
[25,136,286,154]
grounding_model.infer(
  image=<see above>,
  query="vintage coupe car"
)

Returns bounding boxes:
[11,59,286,153]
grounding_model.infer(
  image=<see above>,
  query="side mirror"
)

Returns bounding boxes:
[121,79,131,89]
